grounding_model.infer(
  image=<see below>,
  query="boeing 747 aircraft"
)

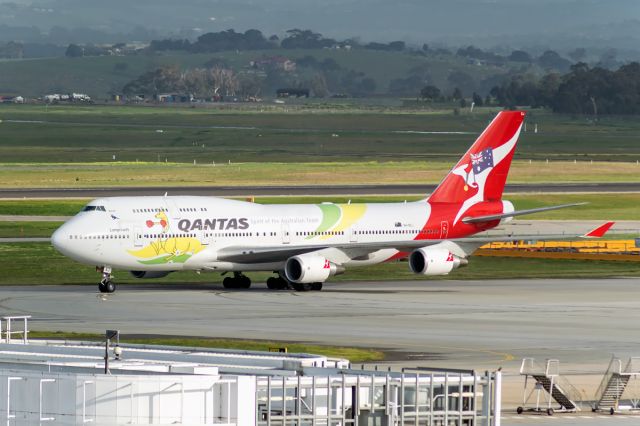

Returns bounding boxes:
[51,111,613,293]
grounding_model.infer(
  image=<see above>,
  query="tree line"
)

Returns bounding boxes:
[148,28,408,54]
[488,62,640,115]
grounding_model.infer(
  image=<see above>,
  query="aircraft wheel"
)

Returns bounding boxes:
[311,282,323,291]
[266,277,278,290]
[223,277,235,289]
[240,276,251,289]
[292,283,312,292]
[99,280,115,293]
[546,408,554,416]
[516,406,523,415]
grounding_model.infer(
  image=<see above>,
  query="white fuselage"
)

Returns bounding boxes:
[52,195,448,273]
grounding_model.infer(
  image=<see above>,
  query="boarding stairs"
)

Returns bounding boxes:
[518,358,583,415]
[593,357,640,414]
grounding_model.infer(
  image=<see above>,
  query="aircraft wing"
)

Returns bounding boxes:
[215,221,615,263]
[461,203,587,224]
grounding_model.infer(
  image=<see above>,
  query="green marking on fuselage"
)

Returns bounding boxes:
[137,253,193,265]
[307,203,341,239]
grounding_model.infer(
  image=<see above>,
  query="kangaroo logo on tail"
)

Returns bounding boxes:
[429,111,525,208]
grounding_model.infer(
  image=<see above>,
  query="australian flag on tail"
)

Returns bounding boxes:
[470,148,494,174]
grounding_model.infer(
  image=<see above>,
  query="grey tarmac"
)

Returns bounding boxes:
[0,278,637,371]
[2,277,640,421]
[1,182,640,199]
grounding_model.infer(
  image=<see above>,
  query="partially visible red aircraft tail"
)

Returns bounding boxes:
[428,110,526,204]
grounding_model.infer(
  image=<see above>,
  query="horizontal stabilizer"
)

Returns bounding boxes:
[582,221,615,238]
[461,202,587,224]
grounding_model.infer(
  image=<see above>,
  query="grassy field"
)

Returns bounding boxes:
[26,331,383,362]
[1,193,639,221]
[2,160,640,188]
[0,221,61,237]
[2,104,640,163]
[2,242,639,286]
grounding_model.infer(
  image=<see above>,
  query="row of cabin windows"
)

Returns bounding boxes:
[131,207,209,214]
[133,208,166,213]
[69,234,127,240]
[69,229,438,241]
[356,229,438,235]
[180,207,207,212]
[296,231,344,236]
[141,232,275,238]
[295,229,438,237]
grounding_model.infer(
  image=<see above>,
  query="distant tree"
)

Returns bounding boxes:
[568,48,586,63]
[310,73,329,97]
[123,66,184,96]
[537,50,571,71]
[452,87,463,100]
[359,77,377,94]
[365,41,405,51]
[420,85,441,100]
[422,43,429,52]
[281,29,334,49]
[65,43,83,57]
[597,48,619,69]
[149,38,191,52]
[472,92,483,106]
[508,50,532,63]
[296,55,320,69]
[447,71,476,95]
[320,58,340,71]
[388,41,405,51]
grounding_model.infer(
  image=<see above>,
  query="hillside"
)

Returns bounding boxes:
[0,49,534,99]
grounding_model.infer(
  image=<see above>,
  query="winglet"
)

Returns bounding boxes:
[582,221,615,238]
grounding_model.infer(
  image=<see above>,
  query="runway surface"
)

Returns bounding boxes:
[2,277,640,416]
[2,278,638,372]
[1,182,640,198]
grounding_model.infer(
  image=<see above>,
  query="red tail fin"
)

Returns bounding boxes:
[428,110,525,204]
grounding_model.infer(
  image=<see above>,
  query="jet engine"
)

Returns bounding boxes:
[409,247,467,276]
[284,254,344,284]
[129,271,172,279]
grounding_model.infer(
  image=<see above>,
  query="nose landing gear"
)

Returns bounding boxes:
[97,266,116,293]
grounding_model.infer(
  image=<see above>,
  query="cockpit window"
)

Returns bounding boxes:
[81,205,106,212]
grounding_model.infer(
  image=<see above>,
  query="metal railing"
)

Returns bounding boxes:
[595,356,622,402]
[1,315,30,344]
[520,358,586,411]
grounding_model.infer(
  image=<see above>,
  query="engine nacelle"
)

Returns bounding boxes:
[409,247,467,276]
[129,271,172,279]
[284,254,344,284]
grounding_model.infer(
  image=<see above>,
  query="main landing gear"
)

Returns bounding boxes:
[266,276,289,290]
[266,275,323,292]
[222,272,252,289]
[97,266,116,293]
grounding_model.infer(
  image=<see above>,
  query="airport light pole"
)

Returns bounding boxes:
[104,329,119,374]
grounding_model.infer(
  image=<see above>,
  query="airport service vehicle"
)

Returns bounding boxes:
[51,111,613,293]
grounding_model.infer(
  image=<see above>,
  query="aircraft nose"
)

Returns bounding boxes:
[51,223,70,255]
